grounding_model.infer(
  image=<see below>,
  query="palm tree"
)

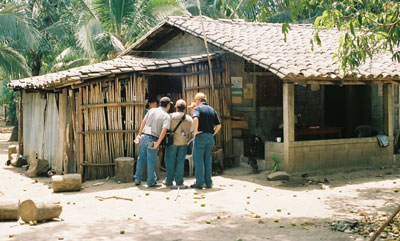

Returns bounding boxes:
[76,0,188,60]
[182,0,266,21]
[0,2,38,78]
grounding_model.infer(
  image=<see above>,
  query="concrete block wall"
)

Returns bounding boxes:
[265,142,284,171]
[266,138,393,173]
[285,137,393,172]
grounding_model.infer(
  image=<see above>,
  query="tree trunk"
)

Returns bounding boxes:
[0,200,19,221]
[19,199,62,222]
[115,157,134,183]
[8,126,18,142]
[31,52,42,77]
[52,174,81,192]
[27,159,49,177]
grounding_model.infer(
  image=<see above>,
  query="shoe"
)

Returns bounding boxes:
[162,180,173,187]
[206,184,213,189]
[190,183,203,189]
[148,183,162,188]
[135,180,141,186]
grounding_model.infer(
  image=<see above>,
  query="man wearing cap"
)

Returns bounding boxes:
[134,96,172,187]
[190,93,222,189]
[164,99,193,187]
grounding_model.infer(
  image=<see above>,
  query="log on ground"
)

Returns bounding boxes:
[52,174,81,192]
[26,159,49,177]
[0,200,19,221]
[19,199,62,222]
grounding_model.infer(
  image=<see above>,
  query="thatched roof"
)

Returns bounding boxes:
[123,16,400,82]
[9,54,218,89]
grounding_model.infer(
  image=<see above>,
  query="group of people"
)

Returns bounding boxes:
[134,92,221,189]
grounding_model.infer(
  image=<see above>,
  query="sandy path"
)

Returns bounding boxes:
[0,133,399,241]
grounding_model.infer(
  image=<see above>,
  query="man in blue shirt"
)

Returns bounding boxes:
[190,93,222,189]
[134,97,172,187]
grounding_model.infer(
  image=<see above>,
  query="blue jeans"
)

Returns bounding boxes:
[134,134,158,186]
[165,144,188,185]
[193,133,214,187]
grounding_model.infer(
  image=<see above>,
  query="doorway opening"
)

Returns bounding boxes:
[147,75,183,112]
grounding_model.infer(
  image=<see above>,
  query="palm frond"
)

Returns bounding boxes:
[76,14,105,57]
[0,44,30,78]
[0,13,39,50]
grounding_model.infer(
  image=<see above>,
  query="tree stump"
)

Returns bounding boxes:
[115,157,134,183]
[26,159,49,177]
[19,199,62,222]
[52,174,81,192]
[0,200,19,221]
[7,145,17,161]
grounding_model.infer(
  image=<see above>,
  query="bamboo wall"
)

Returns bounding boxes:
[183,60,233,155]
[78,73,145,180]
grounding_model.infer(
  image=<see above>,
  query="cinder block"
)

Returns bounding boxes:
[233,138,244,167]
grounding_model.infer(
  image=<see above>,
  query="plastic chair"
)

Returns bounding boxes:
[185,154,194,177]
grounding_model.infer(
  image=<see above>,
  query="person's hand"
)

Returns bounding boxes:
[134,135,141,144]
[194,131,203,137]
[150,141,160,149]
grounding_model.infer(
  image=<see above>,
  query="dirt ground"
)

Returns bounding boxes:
[0,132,399,241]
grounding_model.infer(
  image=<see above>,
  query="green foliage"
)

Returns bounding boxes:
[271,154,279,172]
[0,79,17,126]
[251,0,400,72]
[76,0,187,59]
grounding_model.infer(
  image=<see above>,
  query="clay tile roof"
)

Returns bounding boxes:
[149,16,399,81]
[9,54,220,89]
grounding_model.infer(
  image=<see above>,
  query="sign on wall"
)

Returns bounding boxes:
[244,83,253,99]
[231,77,243,104]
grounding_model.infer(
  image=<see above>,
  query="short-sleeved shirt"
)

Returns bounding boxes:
[169,112,193,145]
[142,107,170,137]
[192,103,221,134]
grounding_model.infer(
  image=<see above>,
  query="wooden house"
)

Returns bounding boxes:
[9,16,400,179]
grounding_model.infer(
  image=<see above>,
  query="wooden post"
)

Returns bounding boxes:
[8,145,17,161]
[283,83,295,171]
[78,88,84,178]
[18,90,23,155]
[383,84,393,137]
[56,89,67,174]
[64,89,75,173]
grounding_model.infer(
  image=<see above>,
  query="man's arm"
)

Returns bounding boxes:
[193,117,203,137]
[151,128,167,149]
[134,120,146,144]
[213,124,222,136]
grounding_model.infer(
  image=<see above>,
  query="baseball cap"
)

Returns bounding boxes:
[160,96,173,106]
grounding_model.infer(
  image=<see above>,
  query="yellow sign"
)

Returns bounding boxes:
[244,83,253,99]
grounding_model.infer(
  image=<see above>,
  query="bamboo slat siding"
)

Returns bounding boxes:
[79,73,145,180]
[184,61,233,156]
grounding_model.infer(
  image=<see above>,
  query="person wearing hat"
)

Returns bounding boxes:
[134,96,172,187]
[164,99,193,187]
[190,92,221,189]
